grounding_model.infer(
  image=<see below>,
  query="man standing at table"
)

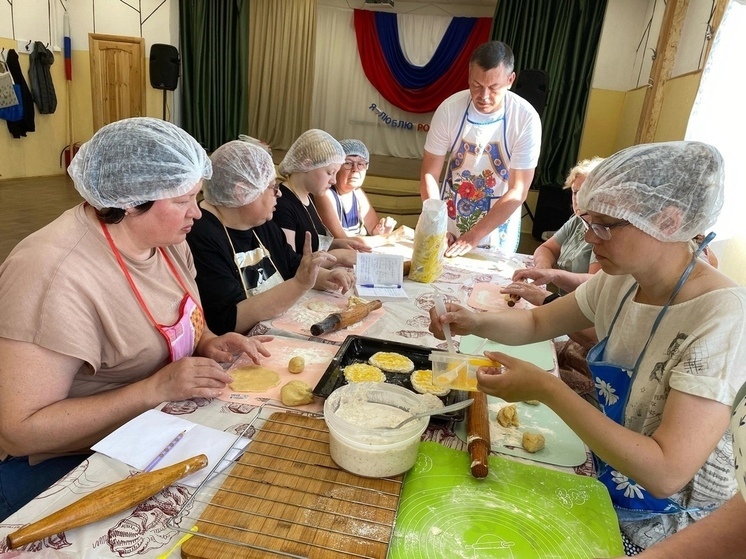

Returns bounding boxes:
[419,40,542,257]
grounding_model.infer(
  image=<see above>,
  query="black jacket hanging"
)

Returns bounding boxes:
[29,42,57,114]
[4,49,35,138]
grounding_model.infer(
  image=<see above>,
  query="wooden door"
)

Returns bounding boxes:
[89,34,145,132]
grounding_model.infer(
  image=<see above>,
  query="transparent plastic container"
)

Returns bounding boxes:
[323,383,428,478]
[429,352,496,391]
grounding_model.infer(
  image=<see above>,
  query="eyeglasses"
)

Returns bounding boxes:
[269,183,281,196]
[578,213,629,240]
[342,160,369,171]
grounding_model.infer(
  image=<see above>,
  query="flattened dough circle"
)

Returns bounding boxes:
[230,365,281,392]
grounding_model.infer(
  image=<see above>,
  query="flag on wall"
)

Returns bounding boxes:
[354,10,491,113]
[61,11,78,169]
[63,13,72,81]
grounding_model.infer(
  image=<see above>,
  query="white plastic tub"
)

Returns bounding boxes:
[323,382,428,478]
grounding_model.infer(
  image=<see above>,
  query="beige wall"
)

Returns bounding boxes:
[577,88,625,160]
[0,38,171,179]
[577,70,702,161]
[654,71,701,142]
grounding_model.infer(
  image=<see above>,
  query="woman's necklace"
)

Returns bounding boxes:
[285,184,332,238]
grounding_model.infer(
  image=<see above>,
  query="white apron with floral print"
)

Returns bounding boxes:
[440,99,521,253]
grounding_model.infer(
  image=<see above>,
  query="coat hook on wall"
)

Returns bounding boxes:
[16,39,36,54]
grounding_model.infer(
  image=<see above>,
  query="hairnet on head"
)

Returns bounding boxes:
[68,117,211,209]
[577,141,724,242]
[204,140,276,208]
[340,139,369,161]
[278,129,345,176]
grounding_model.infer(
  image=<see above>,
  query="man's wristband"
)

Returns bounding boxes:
[542,293,561,305]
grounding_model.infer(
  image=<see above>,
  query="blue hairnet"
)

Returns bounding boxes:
[340,139,369,161]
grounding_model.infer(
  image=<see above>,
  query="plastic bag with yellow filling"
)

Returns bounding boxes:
[409,199,447,283]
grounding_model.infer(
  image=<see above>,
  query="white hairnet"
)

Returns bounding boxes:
[278,129,345,176]
[68,117,211,209]
[204,140,276,208]
[340,139,369,161]
[578,141,724,242]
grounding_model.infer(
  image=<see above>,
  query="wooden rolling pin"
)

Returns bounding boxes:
[7,454,208,549]
[467,392,491,478]
[310,299,382,336]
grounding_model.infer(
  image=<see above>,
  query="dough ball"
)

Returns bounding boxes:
[496,404,520,428]
[230,366,281,392]
[521,431,546,453]
[346,295,369,308]
[288,356,305,374]
[523,400,540,406]
[280,380,315,407]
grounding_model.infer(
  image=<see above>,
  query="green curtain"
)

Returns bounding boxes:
[179,0,249,152]
[492,0,607,186]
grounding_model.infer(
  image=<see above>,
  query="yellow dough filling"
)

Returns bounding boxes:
[368,351,415,374]
[410,369,450,397]
[344,363,386,383]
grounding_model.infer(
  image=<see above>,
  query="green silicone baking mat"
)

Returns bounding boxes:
[390,442,623,558]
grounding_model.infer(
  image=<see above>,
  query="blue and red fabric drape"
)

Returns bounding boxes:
[354,9,491,113]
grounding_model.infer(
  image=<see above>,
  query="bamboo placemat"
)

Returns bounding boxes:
[181,412,403,559]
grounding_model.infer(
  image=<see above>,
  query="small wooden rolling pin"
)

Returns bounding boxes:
[310,299,382,336]
[7,454,208,549]
[467,392,491,478]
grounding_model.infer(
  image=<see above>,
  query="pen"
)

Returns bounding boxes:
[359,284,402,289]
[143,430,187,472]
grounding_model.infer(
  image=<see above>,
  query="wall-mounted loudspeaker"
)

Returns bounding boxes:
[513,69,548,118]
[150,44,180,91]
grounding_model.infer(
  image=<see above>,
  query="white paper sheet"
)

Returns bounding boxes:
[92,409,250,487]
[355,252,407,300]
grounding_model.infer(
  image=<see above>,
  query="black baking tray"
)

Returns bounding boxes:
[313,335,468,422]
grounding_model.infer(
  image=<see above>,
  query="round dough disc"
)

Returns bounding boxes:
[369,352,414,373]
[306,299,341,314]
[230,365,281,392]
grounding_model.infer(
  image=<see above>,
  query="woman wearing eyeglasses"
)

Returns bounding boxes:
[429,142,746,553]
[186,140,354,335]
[315,139,397,243]
[273,130,369,269]
[500,157,604,307]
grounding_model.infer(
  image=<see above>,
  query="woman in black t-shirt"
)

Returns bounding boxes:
[187,140,354,334]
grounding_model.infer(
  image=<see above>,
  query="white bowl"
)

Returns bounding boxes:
[324,382,428,478]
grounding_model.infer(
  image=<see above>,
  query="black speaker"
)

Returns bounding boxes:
[150,44,180,91]
[514,69,548,118]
